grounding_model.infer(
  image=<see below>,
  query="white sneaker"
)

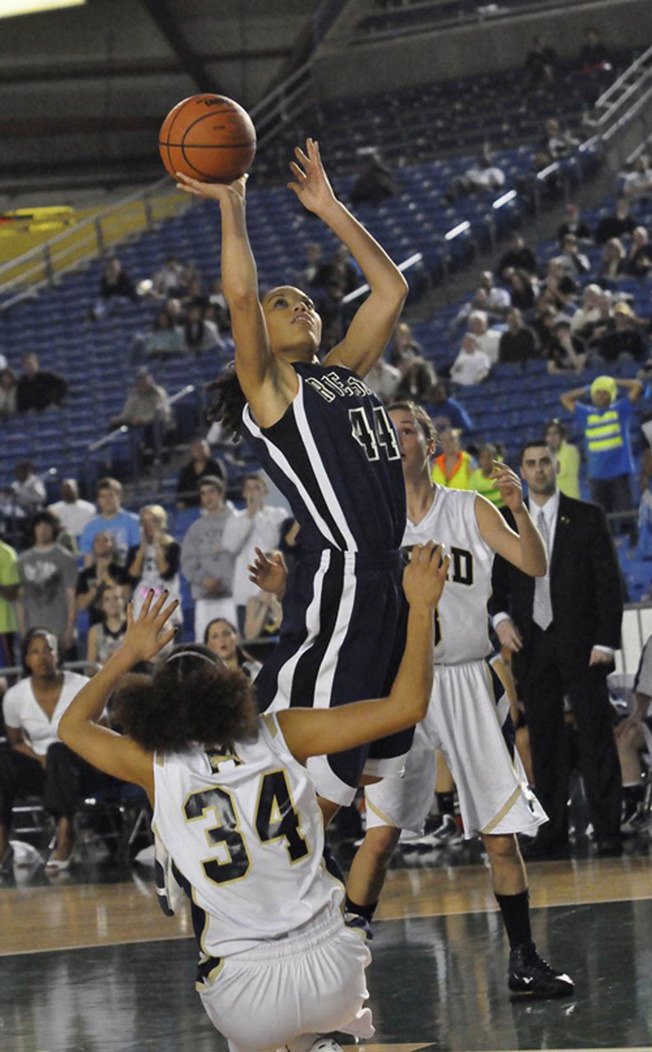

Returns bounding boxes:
[309,1040,344,1052]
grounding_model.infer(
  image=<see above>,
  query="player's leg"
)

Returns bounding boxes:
[345,823,401,926]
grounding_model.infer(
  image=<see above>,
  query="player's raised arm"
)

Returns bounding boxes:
[288,139,408,377]
[57,591,178,796]
[174,173,283,411]
[475,465,547,576]
[279,543,448,761]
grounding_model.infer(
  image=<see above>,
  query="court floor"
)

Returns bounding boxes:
[0,838,650,1052]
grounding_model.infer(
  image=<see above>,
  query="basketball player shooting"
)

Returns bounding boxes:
[175,141,414,824]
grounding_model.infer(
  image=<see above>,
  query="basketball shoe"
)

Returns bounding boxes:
[508,942,574,998]
[400,814,461,852]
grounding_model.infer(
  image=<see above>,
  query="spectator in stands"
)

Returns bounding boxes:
[570,283,602,337]
[86,585,128,669]
[524,35,558,86]
[182,302,222,356]
[16,353,68,413]
[557,203,592,245]
[5,459,45,519]
[447,144,505,201]
[560,375,642,531]
[578,26,610,73]
[111,368,174,468]
[554,234,591,276]
[296,242,323,289]
[176,438,226,509]
[584,290,615,354]
[499,308,539,367]
[127,505,182,639]
[0,628,107,871]
[180,474,235,641]
[91,256,139,320]
[596,301,648,364]
[244,574,284,644]
[504,268,536,312]
[17,511,78,658]
[349,152,399,205]
[431,427,474,490]
[469,443,505,507]
[479,269,511,317]
[395,347,437,402]
[76,530,131,628]
[424,380,473,435]
[536,117,578,168]
[544,418,580,499]
[207,278,231,332]
[546,317,587,375]
[623,227,652,278]
[79,478,140,567]
[621,155,652,200]
[450,334,491,387]
[599,237,626,282]
[221,474,287,632]
[314,243,360,296]
[48,479,95,544]
[153,255,185,298]
[0,537,19,669]
[390,320,423,364]
[497,233,538,279]
[595,197,637,244]
[0,367,17,419]
[467,310,501,364]
[542,258,578,309]
[204,617,262,681]
[365,355,401,403]
[140,308,184,360]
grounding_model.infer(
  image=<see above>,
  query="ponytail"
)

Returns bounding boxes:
[207,363,246,440]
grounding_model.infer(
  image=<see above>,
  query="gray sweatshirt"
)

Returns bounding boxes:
[180,506,235,601]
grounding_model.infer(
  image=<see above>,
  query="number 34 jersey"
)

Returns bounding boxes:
[404,487,494,665]
[152,713,342,957]
[241,361,406,553]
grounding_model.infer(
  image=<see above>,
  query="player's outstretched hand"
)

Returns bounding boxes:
[287,138,337,216]
[175,171,247,204]
[248,546,288,598]
[121,590,179,665]
[491,461,524,513]
[403,542,449,610]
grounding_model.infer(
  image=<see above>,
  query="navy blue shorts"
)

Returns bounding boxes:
[253,548,412,806]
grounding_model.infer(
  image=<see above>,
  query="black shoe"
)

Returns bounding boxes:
[508,943,574,999]
[344,911,373,941]
[593,834,623,857]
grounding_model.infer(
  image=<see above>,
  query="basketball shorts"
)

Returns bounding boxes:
[365,659,547,838]
[197,904,374,1052]
[253,548,410,806]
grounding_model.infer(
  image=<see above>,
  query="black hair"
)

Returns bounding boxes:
[206,363,246,441]
[112,643,257,752]
[544,417,567,439]
[520,437,551,463]
[29,510,61,545]
[22,628,60,676]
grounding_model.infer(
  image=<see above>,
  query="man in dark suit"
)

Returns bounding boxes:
[490,439,623,856]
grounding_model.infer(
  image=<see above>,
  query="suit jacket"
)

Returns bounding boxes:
[490,493,623,671]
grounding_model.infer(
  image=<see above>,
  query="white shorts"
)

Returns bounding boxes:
[365,659,547,838]
[197,905,374,1052]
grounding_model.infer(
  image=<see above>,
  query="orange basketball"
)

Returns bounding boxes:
[159,94,256,183]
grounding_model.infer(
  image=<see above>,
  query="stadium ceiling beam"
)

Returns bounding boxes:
[139,0,220,95]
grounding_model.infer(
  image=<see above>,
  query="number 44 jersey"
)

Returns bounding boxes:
[241,362,406,553]
[403,487,494,665]
[152,713,342,957]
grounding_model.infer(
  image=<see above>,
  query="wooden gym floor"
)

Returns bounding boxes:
[0,837,650,1052]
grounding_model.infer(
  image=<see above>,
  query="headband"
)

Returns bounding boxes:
[166,650,216,667]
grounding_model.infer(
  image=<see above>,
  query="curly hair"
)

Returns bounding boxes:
[207,363,246,440]
[111,644,258,752]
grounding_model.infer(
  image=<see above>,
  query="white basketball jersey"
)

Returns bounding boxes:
[404,487,494,664]
[152,713,342,957]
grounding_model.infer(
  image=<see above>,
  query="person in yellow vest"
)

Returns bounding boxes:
[544,418,581,499]
[431,426,474,490]
[469,443,506,507]
[560,374,642,539]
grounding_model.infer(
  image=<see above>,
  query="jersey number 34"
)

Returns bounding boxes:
[184,769,310,886]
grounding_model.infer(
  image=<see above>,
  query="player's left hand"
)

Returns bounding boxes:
[121,590,178,664]
[404,541,449,610]
[491,461,524,512]
[248,547,288,598]
[287,139,337,215]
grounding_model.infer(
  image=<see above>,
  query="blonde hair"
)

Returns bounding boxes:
[141,504,168,529]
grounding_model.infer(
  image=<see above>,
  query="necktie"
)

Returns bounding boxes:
[533,510,553,630]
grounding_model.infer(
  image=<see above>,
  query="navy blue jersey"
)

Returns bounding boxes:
[241,362,406,553]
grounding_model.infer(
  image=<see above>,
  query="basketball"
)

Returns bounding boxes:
[159,94,256,183]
